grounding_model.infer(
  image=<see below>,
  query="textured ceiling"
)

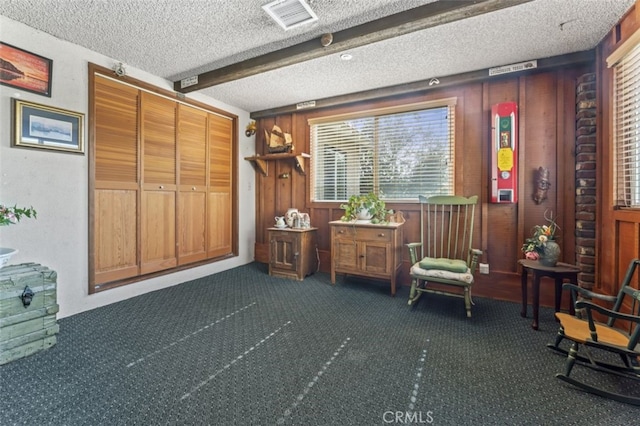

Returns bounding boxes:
[0,0,635,113]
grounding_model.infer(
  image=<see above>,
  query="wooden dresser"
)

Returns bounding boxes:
[268,227,318,280]
[329,220,404,295]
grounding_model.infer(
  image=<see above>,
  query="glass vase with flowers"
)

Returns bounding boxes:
[522,210,561,266]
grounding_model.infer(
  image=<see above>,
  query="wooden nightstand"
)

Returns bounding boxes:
[268,227,318,280]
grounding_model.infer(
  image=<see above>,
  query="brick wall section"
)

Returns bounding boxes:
[575,73,597,290]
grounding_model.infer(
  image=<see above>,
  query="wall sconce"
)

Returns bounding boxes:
[245,120,257,137]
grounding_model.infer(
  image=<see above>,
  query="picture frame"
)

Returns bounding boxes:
[12,98,85,154]
[0,42,53,97]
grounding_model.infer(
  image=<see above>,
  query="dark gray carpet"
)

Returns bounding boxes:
[1,262,639,425]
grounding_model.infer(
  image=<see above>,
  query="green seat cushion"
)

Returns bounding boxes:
[418,257,468,273]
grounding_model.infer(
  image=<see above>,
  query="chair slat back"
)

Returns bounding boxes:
[420,195,478,264]
[610,259,640,337]
[628,288,640,350]
[607,259,640,327]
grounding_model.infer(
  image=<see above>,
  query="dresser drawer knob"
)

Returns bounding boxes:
[378,233,385,237]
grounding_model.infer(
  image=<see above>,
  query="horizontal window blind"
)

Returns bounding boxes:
[310,101,455,202]
[613,41,640,208]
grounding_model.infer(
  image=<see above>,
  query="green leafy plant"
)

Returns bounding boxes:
[0,204,37,226]
[340,193,390,224]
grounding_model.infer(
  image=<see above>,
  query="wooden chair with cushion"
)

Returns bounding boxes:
[406,195,482,317]
[548,258,640,405]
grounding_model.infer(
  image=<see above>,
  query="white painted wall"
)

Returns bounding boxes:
[0,17,256,318]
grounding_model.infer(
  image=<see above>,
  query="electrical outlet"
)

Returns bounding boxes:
[479,263,489,274]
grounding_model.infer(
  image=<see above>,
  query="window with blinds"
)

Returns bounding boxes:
[611,36,640,208]
[309,99,455,202]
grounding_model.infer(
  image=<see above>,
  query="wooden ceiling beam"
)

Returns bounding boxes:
[173,0,533,93]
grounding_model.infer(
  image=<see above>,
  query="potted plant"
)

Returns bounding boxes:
[340,193,390,224]
[521,210,560,266]
[0,203,37,269]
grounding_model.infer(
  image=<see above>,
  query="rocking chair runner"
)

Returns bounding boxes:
[406,195,482,317]
[548,258,640,405]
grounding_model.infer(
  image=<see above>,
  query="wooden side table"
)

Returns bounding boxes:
[329,220,404,296]
[518,259,580,330]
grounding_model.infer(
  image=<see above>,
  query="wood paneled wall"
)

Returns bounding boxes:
[596,3,640,299]
[252,65,589,303]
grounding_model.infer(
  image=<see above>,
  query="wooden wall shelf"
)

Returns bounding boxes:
[244,153,310,176]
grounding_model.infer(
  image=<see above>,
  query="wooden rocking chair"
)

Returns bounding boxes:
[548,258,640,405]
[406,195,482,317]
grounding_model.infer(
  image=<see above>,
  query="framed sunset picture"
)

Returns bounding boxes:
[0,42,53,97]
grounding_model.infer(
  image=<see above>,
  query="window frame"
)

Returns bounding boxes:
[608,29,640,209]
[308,98,457,204]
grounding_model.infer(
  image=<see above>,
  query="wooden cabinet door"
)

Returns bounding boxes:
[141,92,177,274]
[361,241,391,275]
[93,76,140,285]
[333,238,359,271]
[207,114,233,258]
[177,105,207,264]
[270,232,298,272]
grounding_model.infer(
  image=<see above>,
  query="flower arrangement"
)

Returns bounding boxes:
[0,204,37,226]
[521,210,559,260]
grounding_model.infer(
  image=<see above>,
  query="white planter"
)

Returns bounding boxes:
[356,208,372,221]
[0,247,18,269]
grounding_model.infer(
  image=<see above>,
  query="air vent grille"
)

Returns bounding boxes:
[262,0,318,31]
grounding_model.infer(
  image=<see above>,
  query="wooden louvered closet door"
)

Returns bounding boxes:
[91,65,236,292]
[140,92,177,274]
[208,113,233,258]
[93,76,140,285]
[177,104,208,264]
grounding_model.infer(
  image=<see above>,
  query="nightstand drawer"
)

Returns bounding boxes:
[355,227,393,242]
[332,225,392,242]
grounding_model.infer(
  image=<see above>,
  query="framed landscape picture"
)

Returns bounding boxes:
[0,42,53,97]
[13,99,84,154]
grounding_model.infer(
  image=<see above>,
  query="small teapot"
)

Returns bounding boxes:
[275,216,286,227]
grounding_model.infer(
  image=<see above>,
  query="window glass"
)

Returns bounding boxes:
[310,101,455,202]
[613,41,640,208]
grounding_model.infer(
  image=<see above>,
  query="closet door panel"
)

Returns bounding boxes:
[208,114,233,258]
[142,92,177,185]
[94,76,139,183]
[94,188,139,284]
[178,105,208,264]
[141,190,177,274]
[208,191,232,257]
[93,76,139,285]
[141,92,177,273]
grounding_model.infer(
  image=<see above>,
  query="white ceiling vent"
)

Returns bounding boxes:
[262,0,318,31]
